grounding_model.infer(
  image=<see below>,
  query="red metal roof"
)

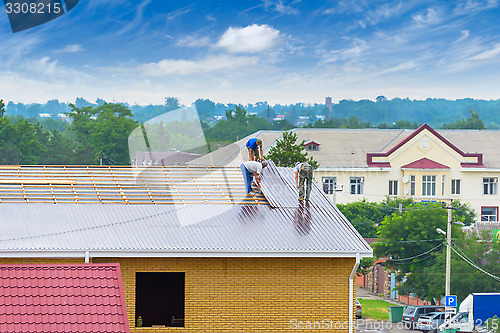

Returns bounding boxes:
[402,157,450,169]
[0,263,129,333]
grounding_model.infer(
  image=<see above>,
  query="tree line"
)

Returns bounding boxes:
[3,96,500,128]
[0,100,137,165]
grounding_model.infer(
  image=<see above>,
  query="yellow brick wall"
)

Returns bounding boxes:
[92,257,356,333]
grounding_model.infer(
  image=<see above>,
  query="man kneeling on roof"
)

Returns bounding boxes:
[240,160,268,194]
[295,161,313,201]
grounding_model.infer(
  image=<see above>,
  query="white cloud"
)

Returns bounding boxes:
[456,30,470,43]
[215,24,280,53]
[366,2,403,25]
[139,54,260,76]
[454,0,499,14]
[322,39,367,64]
[55,44,84,53]
[412,8,442,27]
[468,43,500,61]
[176,36,211,48]
[262,0,300,14]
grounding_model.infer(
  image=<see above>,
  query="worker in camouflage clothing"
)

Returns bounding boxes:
[295,161,313,201]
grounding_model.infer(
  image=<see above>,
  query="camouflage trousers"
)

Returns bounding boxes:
[298,173,312,201]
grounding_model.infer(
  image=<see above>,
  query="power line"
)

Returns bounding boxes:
[98,150,118,165]
[388,242,445,262]
[389,253,436,264]
[450,241,500,282]
[0,206,179,244]
[376,238,447,244]
[354,201,447,213]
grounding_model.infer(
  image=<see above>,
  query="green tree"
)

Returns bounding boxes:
[205,107,271,142]
[338,198,414,237]
[403,231,500,302]
[40,130,76,164]
[264,131,319,168]
[0,116,48,164]
[67,103,138,165]
[374,201,479,301]
[357,257,376,275]
[0,99,5,117]
[271,119,294,131]
[442,110,486,129]
[165,97,180,110]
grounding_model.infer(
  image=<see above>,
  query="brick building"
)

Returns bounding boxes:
[0,163,372,332]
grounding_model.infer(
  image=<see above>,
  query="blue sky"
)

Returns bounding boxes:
[2,0,500,105]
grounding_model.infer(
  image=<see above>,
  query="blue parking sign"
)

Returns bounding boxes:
[445,295,457,307]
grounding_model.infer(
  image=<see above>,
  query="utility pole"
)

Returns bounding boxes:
[446,207,452,296]
[438,200,461,331]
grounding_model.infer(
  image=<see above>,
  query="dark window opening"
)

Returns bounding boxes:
[135,272,185,327]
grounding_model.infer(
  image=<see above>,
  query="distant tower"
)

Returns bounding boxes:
[325,97,332,119]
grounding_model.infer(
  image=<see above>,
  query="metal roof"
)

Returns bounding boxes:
[0,163,372,257]
[193,128,500,168]
[0,162,372,258]
[0,202,371,257]
[0,165,266,205]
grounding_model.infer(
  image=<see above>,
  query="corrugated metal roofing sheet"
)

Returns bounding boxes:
[260,161,341,209]
[0,263,129,333]
[194,128,500,168]
[0,202,371,256]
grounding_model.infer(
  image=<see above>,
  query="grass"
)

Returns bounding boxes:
[358,299,397,321]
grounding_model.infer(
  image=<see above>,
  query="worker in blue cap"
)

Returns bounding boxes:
[245,138,263,161]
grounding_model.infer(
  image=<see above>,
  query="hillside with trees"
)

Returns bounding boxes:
[3,96,500,129]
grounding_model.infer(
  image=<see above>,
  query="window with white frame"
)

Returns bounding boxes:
[481,207,498,221]
[410,175,415,196]
[451,179,461,195]
[389,180,398,196]
[483,177,498,195]
[422,175,436,196]
[322,177,337,194]
[350,177,364,195]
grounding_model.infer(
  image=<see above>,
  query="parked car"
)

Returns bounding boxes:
[416,312,446,333]
[402,306,445,329]
[356,299,362,319]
